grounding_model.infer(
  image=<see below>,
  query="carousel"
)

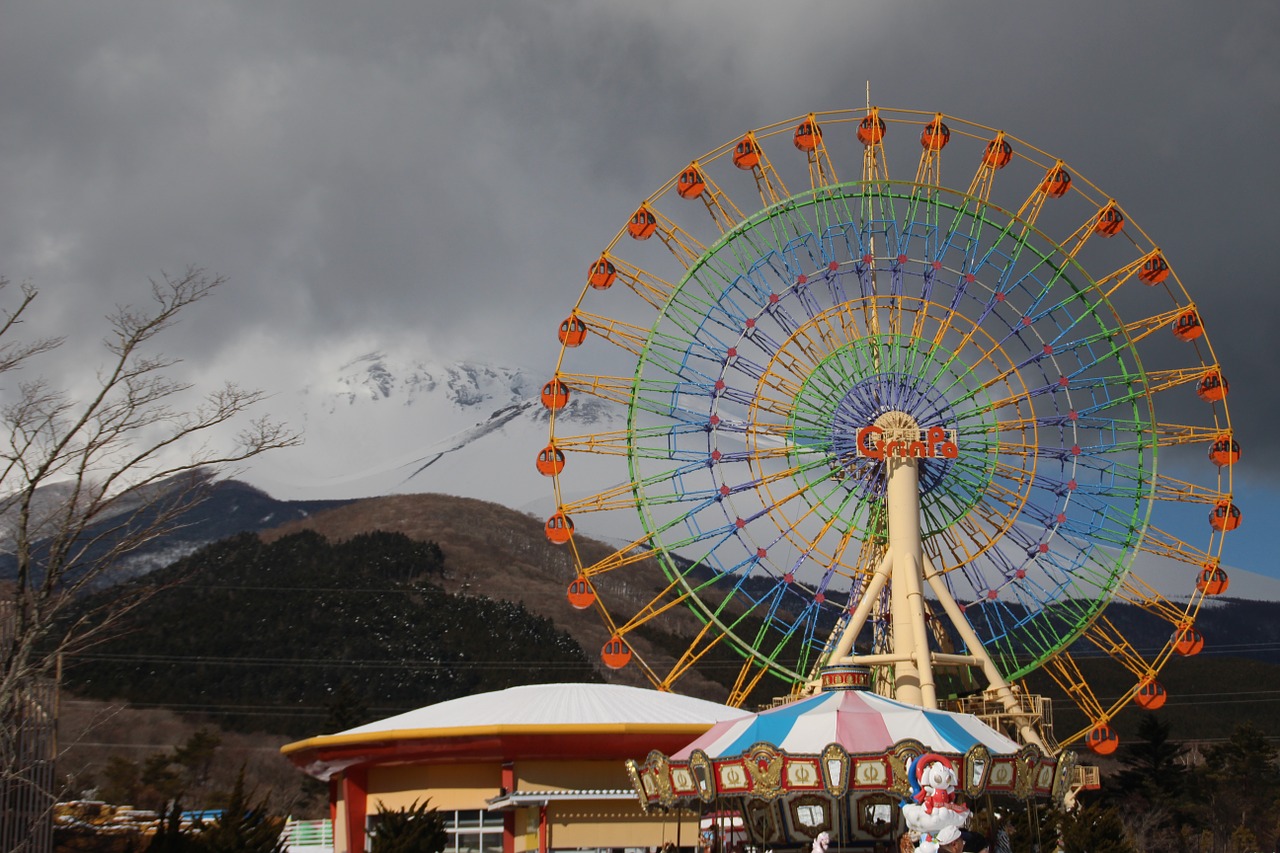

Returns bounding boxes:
[627,664,1070,851]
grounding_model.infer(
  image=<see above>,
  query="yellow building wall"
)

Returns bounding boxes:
[543,803,697,850]
[367,762,502,811]
[515,759,632,792]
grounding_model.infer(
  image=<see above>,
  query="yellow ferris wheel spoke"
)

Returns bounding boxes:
[646,206,708,270]
[598,256,678,313]
[554,372,643,407]
[730,653,782,707]
[1136,523,1216,567]
[1043,651,1109,728]
[1082,615,1156,678]
[569,310,657,359]
[577,542,669,581]
[656,617,737,692]
[670,161,746,235]
[1114,570,1201,625]
[964,130,1010,203]
[1148,471,1229,507]
[1061,200,1125,259]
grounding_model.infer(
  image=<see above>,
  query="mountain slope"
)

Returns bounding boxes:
[58,490,1280,746]
[0,477,354,585]
[236,350,1280,604]
[62,527,600,738]
[259,493,734,703]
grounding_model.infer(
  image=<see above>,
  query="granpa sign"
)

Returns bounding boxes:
[856,425,958,460]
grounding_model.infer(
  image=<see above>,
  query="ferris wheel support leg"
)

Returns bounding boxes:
[921,555,1046,750]
[886,456,937,708]
[829,551,893,663]
[903,552,938,708]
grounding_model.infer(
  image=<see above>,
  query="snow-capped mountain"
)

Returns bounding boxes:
[243,350,615,517]
[240,351,1280,603]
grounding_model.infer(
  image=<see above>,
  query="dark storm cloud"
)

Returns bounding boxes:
[0,1,1276,484]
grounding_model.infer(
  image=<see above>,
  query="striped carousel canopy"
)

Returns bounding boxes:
[672,688,1023,760]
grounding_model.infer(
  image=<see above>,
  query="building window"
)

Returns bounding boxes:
[446,809,505,853]
[366,808,503,853]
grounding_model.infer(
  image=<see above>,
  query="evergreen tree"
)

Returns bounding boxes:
[148,801,200,853]
[1113,714,1188,796]
[192,767,285,853]
[1200,724,1280,853]
[1106,713,1191,846]
[141,752,186,807]
[1056,802,1135,853]
[173,729,221,789]
[323,678,371,733]
[99,755,142,805]
[368,799,448,853]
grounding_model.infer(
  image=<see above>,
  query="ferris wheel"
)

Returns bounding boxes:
[539,107,1239,753]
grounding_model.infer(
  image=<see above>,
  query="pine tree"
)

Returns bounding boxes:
[1056,802,1135,853]
[1107,713,1191,845]
[147,801,200,853]
[192,767,285,853]
[173,729,221,788]
[1201,724,1280,853]
[323,678,371,733]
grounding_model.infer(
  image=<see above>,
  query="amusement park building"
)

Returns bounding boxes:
[281,683,746,853]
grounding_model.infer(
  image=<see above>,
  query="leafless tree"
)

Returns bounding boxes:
[0,269,301,852]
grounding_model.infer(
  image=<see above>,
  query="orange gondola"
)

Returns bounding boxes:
[588,256,617,289]
[1085,724,1119,755]
[627,205,657,240]
[1174,625,1205,656]
[1208,434,1240,467]
[920,118,950,151]
[1094,204,1125,237]
[541,379,569,410]
[856,114,886,146]
[677,164,707,199]
[1040,164,1072,197]
[983,137,1013,169]
[545,511,574,545]
[1209,499,1241,532]
[536,444,565,477]
[1197,565,1230,596]
[567,576,595,609]
[732,134,761,170]
[793,117,822,152]
[601,636,632,669]
[558,315,587,347]
[1196,370,1228,402]
[1172,308,1203,341]
[1138,252,1170,285]
[1135,680,1167,710]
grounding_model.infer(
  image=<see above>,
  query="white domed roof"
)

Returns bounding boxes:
[340,682,746,736]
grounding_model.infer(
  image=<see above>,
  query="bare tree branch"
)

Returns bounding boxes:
[0,268,301,848]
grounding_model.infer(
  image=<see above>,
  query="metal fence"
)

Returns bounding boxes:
[282,817,335,852]
[1,602,59,853]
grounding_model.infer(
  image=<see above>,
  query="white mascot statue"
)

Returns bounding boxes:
[900,753,969,846]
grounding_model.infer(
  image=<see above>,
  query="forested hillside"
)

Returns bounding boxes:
[60,491,1280,746]
[63,529,599,737]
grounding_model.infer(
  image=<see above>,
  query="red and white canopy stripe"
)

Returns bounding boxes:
[672,689,1022,759]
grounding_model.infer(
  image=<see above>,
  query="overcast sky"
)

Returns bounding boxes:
[1,1,1276,575]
